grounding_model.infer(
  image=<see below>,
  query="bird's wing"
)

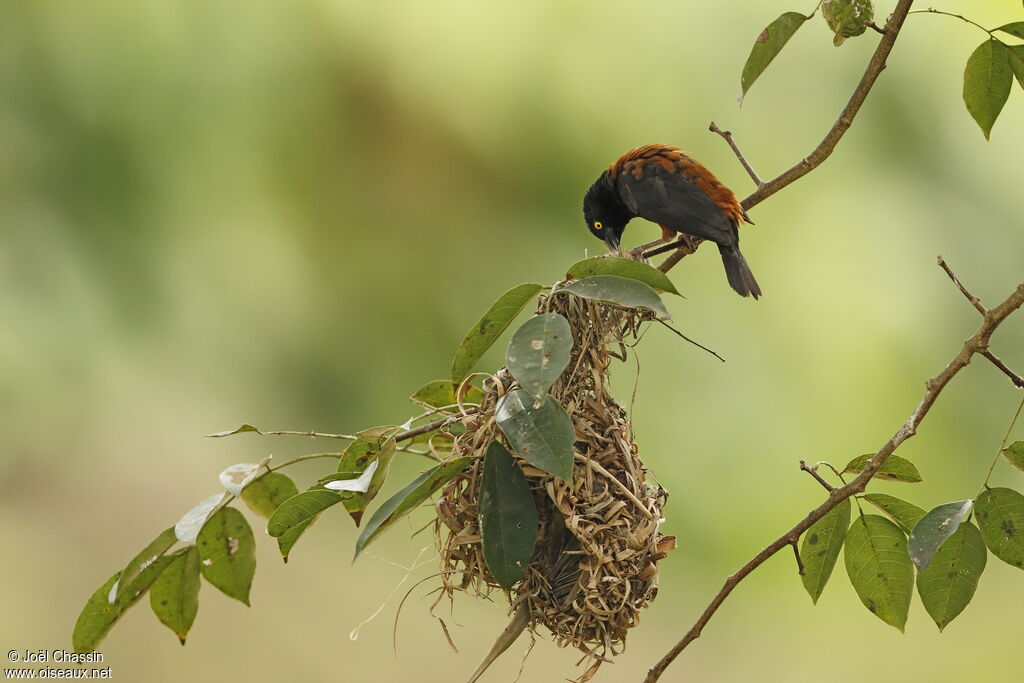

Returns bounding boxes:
[616,164,736,246]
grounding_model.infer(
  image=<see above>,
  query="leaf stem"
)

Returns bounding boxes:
[908,8,995,37]
[979,394,1024,490]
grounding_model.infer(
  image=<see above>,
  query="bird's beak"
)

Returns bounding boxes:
[603,233,620,254]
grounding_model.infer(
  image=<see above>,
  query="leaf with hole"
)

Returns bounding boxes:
[115,527,177,602]
[566,256,681,295]
[495,390,575,481]
[1002,441,1024,474]
[862,493,926,534]
[842,454,922,483]
[907,500,973,571]
[963,39,1013,139]
[451,283,545,383]
[916,522,987,631]
[800,498,851,603]
[844,515,914,631]
[149,546,201,644]
[479,441,539,589]
[336,434,397,525]
[559,275,669,318]
[740,12,812,100]
[974,487,1024,569]
[410,379,483,410]
[196,507,256,606]
[240,472,300,519]
[506,313,573,403]
[354,457,474,558]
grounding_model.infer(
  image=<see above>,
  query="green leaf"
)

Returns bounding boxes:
[559,275,669,318]
[963,39,1013,140]
[149,546,201,644]
[494,390,575,481]
[205,423,261,438]
[196,507,256,605]
[277,516,318,563]
[975,487,1024,569]
[740,12,811,100]
[1010,46,1024,88]
[566,256,681,295]
[800,498,852,603]
[842,453,922,483]
[917,522,987,631]
[996,22,1024,40]
[843,515,914,631]
[240,472,300,519]
[451,283,545,383]
[410,379,484,409]
[862,493,926,534]
[907,500,973,571]
[337,435,397,526]
[506,313,573,403]
[1002,441,1024,474]
[267,489,342,538]
[115,527,177,602]
[354,457,474,558]
[479,441,540,589]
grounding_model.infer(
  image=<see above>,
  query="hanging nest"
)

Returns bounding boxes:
[434,285,676,679]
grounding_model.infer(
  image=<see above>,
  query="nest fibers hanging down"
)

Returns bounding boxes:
[435,288,676,682]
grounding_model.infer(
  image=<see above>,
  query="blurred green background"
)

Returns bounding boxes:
[3,1,1023,680]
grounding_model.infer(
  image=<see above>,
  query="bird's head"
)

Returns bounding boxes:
[582,171,631,252]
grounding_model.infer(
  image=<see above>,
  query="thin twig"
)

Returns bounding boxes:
[644,276,1024,682]
[655,319,726,362]
[799,460,835,492]
[983,351,1024,389]
[709,122,764,186]
[657,0,916,274]
[866,21,886,35]
[790,541,805,577]
[908,8,994,36]
[938,256,987,315]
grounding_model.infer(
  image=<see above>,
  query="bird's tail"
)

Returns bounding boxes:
[718,244,762,299]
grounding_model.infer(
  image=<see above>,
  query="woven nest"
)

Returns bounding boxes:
[435,286,675,678]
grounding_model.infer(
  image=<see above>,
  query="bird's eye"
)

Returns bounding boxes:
[593,221,603,231]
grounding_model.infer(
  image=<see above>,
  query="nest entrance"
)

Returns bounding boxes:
[435,289,675,677]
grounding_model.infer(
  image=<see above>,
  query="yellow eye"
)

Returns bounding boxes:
[593,221,603,231]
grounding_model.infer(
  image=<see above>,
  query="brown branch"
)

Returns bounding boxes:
[644,276,1024,682]
[651,0,916,272]
[790,541,805,577]
[709,122,764,186]
[799,460,835,492]
[938,255,987,315]
[983,351,1024,389]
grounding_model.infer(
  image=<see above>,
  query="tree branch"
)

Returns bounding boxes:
[709,122,764,186]
[644,274,1024,682]
[648,0,916,270]
[938,255,986,315]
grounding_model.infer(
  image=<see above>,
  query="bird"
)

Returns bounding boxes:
[582,143,761,299]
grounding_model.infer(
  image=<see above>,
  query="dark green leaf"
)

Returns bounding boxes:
[907,500,973,571]
[240,472,300,519]
[862,493,926,534]
[354,457,474,558]
[451,283,545,383]
[842,453,922,483]
[1002,441,1024,474]
[205,423,261,438]
[844,515,914,631]
[559,275,669,318]
[410,380,484,409]
[196,507,256,605]
[821,0,873,47]
[975,487,1024,569]
[566,256,681,295]
[277,516,318,562]
[800,498,851,603]
[149,546,201,644]
[917,522,987,631]
[494,390,575,481]
[506,313,573,403]
[1010,46,1024,88]
[963,39,1013,139]
[740,12,812,99]
[267,489,342,538]
[337,435,397,526]
[479,441,539,589]
[115,527,177,602]
[996,22,1024,40]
